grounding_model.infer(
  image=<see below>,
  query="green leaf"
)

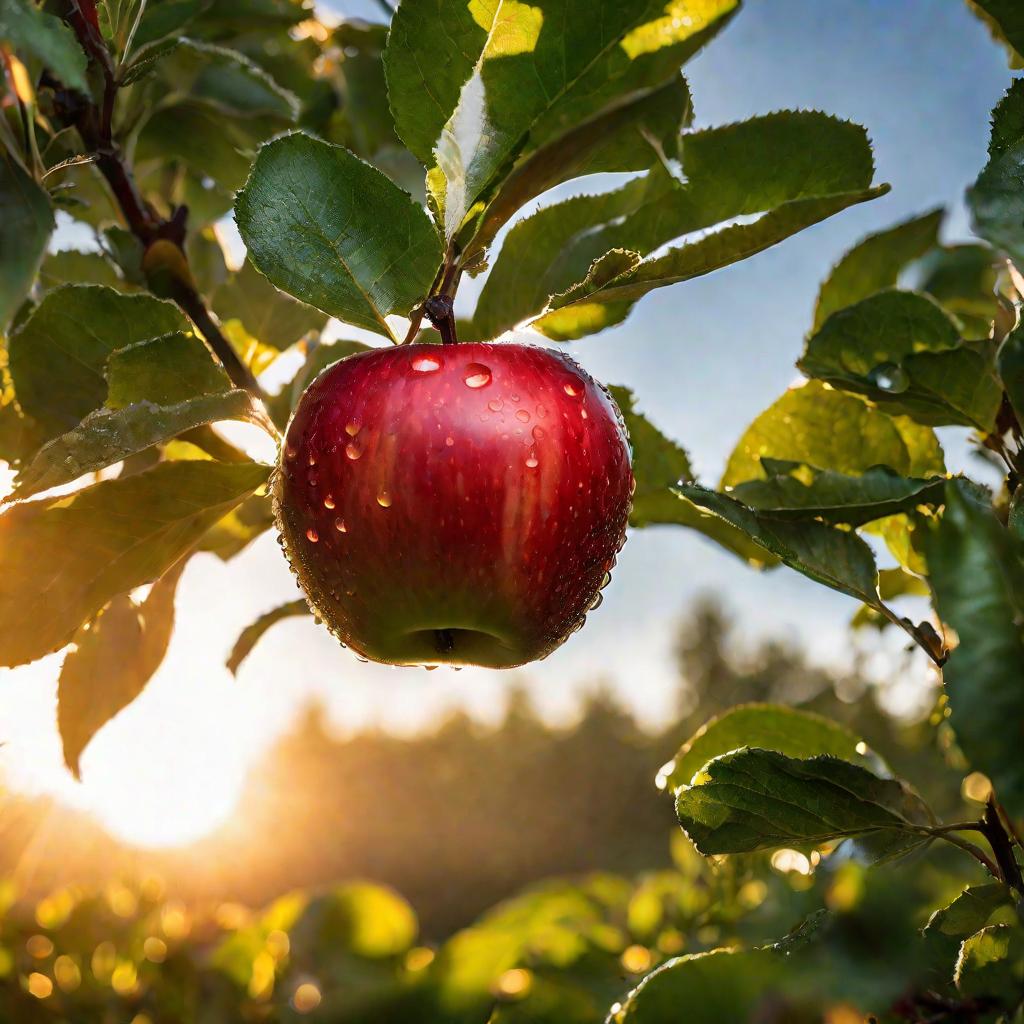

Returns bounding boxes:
[38,249,125,292]
[106,332,231,407]
[0,0,89,92]
[384,0,737,232]
[227,599,310,674]
[212,259,326,351]
[924,884,1017,961]
[0,460,268,668]
[914,243,1000,338]
[662,703,876,794]
[927,480,1024,819]
[722,381,945,487]
[969,81,1024,265]
[157,39,299,119]
[727,460,948,527]
[608,385,768,564]
[464,75,692,263]
[998,320,1024,428]
[130,0,209,50]
[799,290,1001,430]
[969,1,1024,66]
[58,560,186,779]
[956,924,1024,1003]
[678,483,884,609]
[812,208,943,330]
[7,286,186,439]
[474,112,885,340]
[11,390,268,500]
[674,748,931,858]
[200,493,274,561]
[0,154,54,329]
[235,133,442,339]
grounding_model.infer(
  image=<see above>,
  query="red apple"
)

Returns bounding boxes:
[274,342,633,668]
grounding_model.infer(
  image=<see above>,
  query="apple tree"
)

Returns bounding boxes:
[0,0,1023,1019]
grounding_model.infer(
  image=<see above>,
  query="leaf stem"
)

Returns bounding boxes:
[51,6,267,404]
[924,829,1001,880]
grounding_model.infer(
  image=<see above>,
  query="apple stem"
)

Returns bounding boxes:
[424,295,459,345]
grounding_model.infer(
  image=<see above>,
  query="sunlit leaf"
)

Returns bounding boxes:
[663,703,875,794]
[235,133,442,339]
[913,243,1000,338]
[475,112,885,339]
[927,480,1024,819]
[0,154,54,329]
[7,286,186,439]
[58,560,186,778]
[675,748,931,859]
[924,883,1017,964]
[799,290,1001,430]
[997,319,1024,428]
[812,208,943,330]
[200,493,275,560]
[0,0,89,91]
[955,924,1024,1002]
[722,381,945,487]
[105,331,231,407]
[227,598,310,674]
[0,460,268,667]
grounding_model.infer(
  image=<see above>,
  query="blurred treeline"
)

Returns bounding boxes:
[0,597,960,939]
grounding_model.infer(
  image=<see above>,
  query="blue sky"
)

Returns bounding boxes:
[0,0,1015,846]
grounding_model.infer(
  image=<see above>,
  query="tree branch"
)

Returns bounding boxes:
[52,3,266,403]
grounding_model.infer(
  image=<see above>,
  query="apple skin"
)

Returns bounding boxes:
[274,342,633,668]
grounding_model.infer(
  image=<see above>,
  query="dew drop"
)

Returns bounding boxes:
[532,426,545,440]
[345,441,363,460]
[308,454,317,467]
[345,422,361,436]
[463,363,492,388]
[515,408,530,423]
[590,592,604,610]
[411,353,442,373]
[869,362,909,394]
[526,452,539,469]
[445,436,455,447]
[306,528,319,543]
[377,491,392,508]
[487,398,503,412]
[324,495,335,509]
[536,405,547,419]
[581,408,588,419]
[335,518,347,533]
[284,444,296,460]
[563,381,582,398]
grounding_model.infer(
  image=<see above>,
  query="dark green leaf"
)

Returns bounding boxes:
[914,243,1000,338]
[106,332,231,407]
[812,208,943,330]
[7,286,186,438]
[799,290,1001,430]
[131,0,209,50]
[728,460,948,526]
[475,113,885,340]
[38,249,125,292]
[678,483,884,608]
[12,390,268,500]
[969,81,1024,265]
[924,884,1017,959]
[227,599,310,674]
[0,0,89,92]
[235,133,442,339]
[0,153,54,329]
[212,259,326,351]
[0,460,268,667]
[969,1,1024,66]
[663,703,875,794]
[927,480,1024,819]
[674,748,931,858]
[723,382,946,487]
[998,320,1024,428]
[58,560,186,778]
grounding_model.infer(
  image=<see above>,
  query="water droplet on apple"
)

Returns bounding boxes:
[308,454,317,467]
[463,363,491,388]
[590,592,604,610]
[536,405,547,418]
[445,436,455,447]
[335,518,347,532]
[525,452,539,468]
[487,398,503,412]
[411,353,442,373]
[515,408,530,423]
[377,491,392,508]
[306,528,319,543]
[532,426,545,440]
[345,441,363,460]
[324,495,335,509]
[284,444,296,459]
[563,381,582,398]
[345,422,361,436]
[308,475,318,487]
